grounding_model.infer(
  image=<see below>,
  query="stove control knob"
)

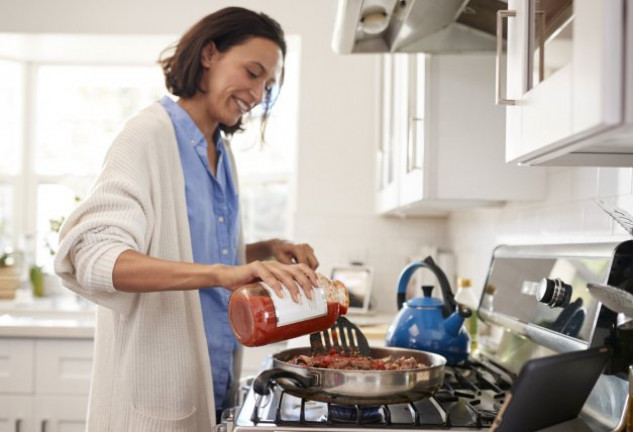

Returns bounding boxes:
[536,278,572,308]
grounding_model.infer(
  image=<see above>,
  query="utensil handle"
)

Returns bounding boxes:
[253,368,313,396]
[407,117,423,172]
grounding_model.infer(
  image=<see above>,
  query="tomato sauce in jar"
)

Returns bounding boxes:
[229,274,349,346]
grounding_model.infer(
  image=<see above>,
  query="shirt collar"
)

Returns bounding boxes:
[160,95,224,150]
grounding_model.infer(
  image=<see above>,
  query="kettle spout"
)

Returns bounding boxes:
[444,308,469,336]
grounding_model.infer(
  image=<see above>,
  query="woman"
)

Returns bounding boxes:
[55,7,317,431]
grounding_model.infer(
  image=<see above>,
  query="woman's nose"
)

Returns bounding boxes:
[249,82,266,105]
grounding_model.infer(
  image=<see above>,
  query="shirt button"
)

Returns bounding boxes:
[218,216,225,223]
[222,249,228,255]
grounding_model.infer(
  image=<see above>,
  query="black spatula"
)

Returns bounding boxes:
[309,316,371,356]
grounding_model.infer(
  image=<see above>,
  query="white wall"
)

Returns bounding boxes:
[9,0,624,320]
[448,166,633,300]
[0,0,445,313]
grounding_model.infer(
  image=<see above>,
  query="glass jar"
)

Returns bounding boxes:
[454,277,478,351]
[228,273,349,346]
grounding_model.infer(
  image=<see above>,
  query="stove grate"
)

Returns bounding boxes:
[248,360,511,429]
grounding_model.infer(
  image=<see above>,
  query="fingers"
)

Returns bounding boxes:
[248,261,287,299]
[268,264,304,303]
[298,263,319,287]
[305,251,319,270]
[272,241,320,270]
[248,261,318,303]
[291,244,319,270]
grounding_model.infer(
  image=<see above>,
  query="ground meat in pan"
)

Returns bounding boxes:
[287,353,426,370]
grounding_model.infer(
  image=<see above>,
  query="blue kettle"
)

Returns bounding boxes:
[385,256,470,365]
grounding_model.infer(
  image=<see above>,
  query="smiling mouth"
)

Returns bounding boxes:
[234,97,250,114]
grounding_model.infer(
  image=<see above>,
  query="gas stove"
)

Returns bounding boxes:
[217,241,633,432]
[220,358,510,431]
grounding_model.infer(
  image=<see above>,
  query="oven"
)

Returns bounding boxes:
[217,241,633,431]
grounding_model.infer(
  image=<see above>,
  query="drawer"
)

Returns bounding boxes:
[0,395,31,432]
[33,396,88,432]
[0,338,34,393]
[35,339,93,395]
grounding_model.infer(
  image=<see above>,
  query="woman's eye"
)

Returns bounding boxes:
[246,69,258,78]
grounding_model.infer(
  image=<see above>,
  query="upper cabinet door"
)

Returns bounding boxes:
[503,0,626,166]
[377,54,399,213]
[376,52,546,217]
[572,1,623,135]
[399,54,426,208]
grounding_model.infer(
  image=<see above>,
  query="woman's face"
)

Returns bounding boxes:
[200,36,283,127]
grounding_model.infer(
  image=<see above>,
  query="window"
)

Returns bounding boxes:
[0,34,299,276]
[0,59,23,257]
[231,38,300,242]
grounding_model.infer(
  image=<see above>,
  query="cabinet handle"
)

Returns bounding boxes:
[41,420,47,432]
[407,117,423,172]
[14,419,21,432]
[535,10,545,85]
[495,9,517,105]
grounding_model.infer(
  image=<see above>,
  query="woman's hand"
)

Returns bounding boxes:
[269,239,319,270]
[246,239,319,269]
[213,260,318,302]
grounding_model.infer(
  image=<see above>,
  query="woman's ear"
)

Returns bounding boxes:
[201,42,216,67]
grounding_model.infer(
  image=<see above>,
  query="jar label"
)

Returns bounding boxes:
[261,283,327,326]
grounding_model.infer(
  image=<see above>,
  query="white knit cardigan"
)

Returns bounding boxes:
[55,102,246,431]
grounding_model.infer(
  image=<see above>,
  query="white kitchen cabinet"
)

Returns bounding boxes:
[0,337,93,432]
[376,54,401,214]
[378,52,545,216]
[34,339,93,395]
[0,339,34,394]
[33,397,88,432]
[0,395,31,432]
[502,0,633,166]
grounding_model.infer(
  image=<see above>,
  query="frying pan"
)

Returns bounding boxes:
[253,346,446,405]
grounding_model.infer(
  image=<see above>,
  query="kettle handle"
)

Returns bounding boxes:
[396,256,457,316]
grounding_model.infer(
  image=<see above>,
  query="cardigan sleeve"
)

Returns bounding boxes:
[54,113,158,316]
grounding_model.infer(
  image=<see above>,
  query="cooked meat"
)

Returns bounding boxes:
[287,353,426,370]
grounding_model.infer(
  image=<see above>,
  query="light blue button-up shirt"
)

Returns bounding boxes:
[160,96,240,410]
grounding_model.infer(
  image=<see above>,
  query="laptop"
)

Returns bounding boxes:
[330,265,374,316]
[490,346,611,432]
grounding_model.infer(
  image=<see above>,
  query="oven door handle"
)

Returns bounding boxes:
[253,368,314,396]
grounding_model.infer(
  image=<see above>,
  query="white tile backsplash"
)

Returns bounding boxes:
[545,168,573,203]
[448,166,633,300]
[581,200,614,235]
[598,167,633,196]
[294,213,449,314]
[571,167,599,200]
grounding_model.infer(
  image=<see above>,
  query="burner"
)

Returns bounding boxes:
[328,404,383,423]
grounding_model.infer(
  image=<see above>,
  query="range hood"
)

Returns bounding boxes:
[332,0,507,54]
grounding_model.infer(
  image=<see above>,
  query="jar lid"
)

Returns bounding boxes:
[457,277,472,287]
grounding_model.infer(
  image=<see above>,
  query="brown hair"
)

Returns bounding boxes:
[159,7,287,137]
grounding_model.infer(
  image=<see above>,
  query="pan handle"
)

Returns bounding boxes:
[253,368,314,396]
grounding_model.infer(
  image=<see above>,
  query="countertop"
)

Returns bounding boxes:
[0,294,96,339]
[0,298,392,341]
